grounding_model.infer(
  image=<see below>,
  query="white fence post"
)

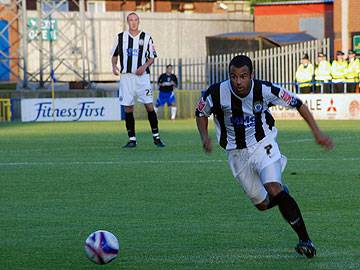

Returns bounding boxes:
[152,38,329,90]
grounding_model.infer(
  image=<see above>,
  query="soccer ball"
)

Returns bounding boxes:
[84,230,120,264]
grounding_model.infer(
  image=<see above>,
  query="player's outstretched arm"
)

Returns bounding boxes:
[196,116,212,153]
[297,104,334,150]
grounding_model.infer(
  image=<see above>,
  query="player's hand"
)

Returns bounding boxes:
[112,66,120,76]
[135,66,146,76]
[202,137,212,154]
[315,133,334,150]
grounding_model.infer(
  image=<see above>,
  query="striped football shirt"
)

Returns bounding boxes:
[195,79,303,150]
[111,31,157,74]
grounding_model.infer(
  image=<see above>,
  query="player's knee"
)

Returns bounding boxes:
[144,103,154,112]
[255,197,270,211]
[124,106,134,113]
[255,202,268,211]
[264,182,283,198]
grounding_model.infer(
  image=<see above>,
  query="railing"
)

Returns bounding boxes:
[280,81,359,94]
[151,38,330,91]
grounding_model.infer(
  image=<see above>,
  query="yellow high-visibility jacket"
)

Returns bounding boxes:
[345,58,360,82]
[331,60,347,83]
[295,63,314,88]
[315,60,332,82]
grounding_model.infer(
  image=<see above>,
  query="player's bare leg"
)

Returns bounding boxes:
[123,105,137,148]
[144,103,165,147]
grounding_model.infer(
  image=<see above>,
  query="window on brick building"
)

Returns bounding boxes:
[87,1,105,13]
[171,2,180,12]
[42,0,69,12]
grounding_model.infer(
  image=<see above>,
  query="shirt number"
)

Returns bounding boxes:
[264,144,272,156]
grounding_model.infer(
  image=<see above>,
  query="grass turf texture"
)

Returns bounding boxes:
[0,120,359,270]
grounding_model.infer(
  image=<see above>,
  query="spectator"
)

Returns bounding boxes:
[295,54,314,94]
[314,52,332,93]
[345,50,360,93]
[331,51,347,93]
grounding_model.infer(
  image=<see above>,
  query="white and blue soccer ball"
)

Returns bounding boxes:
[84,230,120,265]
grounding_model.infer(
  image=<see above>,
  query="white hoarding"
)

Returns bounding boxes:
[21,98,121,122]
[270,94,360,120]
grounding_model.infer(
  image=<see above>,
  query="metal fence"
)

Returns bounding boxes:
[151,38,331,91]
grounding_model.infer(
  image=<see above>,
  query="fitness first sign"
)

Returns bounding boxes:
[21,98,121,122]
[270,94,360,120]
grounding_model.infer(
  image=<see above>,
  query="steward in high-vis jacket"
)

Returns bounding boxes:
[331,50,347,93]
[295,53,314,94]
[314,52,332,93]
[345,50,360,93]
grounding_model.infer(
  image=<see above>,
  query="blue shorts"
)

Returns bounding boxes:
[156,91,176,107]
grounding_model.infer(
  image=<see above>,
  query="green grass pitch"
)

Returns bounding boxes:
[0,119,359,269]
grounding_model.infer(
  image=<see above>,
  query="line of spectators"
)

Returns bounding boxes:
[295,50,360,94]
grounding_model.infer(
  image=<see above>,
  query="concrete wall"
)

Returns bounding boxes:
[25,11,253,82]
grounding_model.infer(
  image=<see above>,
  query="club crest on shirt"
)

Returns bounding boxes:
[253,101,263,113]
[290,97,298,107]
[139,39,144,46]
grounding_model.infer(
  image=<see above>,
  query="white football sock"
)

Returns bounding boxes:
[171,106,177,120]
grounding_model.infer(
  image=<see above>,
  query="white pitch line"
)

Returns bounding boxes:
[0,157,359,167]
[282,135,356,144]
[0,159,225,167]
[0,135,358,155]
[290,157,360,161]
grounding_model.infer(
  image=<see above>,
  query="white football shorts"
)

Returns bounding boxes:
[118,73,153,106]
[227,131,287,205]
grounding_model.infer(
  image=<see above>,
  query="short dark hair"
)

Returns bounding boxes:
[229,55,253,74]
[127,12,139,21]
[302,53,309,60]
[166,64,172,68]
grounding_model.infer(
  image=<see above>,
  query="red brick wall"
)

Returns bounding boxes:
[255,3,333,35]
[105,1,136,11]
[105,1,218,13]
[194,2,218,13]
[324,8,333,40]
[255,14,320,33]
[154,1,171,12]
[333,0,360,54]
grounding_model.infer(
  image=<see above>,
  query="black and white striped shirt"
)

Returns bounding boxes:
[195,79,303,150]
[111,31,157,74]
